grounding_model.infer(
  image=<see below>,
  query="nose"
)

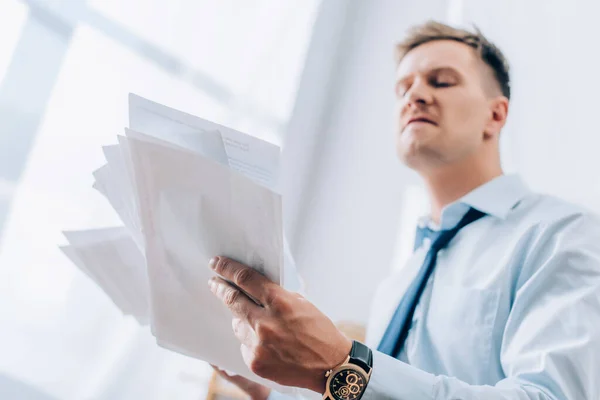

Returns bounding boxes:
[401,78,433,110]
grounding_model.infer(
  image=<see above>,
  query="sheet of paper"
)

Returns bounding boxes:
[219,128,280,193]
[127,137,284,387]
[128,93,228,165]
[92,164,137,239]
[61,227,150,325]
[60,245,112,293]
[128,93,281,192]
[94,146,144,250]
[61,234,135,318]
[116,135,145,250]
[124,128,198,156]
[63,226,128,247]
[102,146,140,236]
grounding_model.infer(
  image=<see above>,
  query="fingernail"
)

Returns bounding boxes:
[209,257,219,270]
[208,277,216,290]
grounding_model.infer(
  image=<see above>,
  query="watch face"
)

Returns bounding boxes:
[329,369,367,400]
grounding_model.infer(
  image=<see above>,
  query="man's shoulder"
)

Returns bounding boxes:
[502,191,600,258]
[513,191,600,229]
[502,192,600,290]
[508,192,600,270]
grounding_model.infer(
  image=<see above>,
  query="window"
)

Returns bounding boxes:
[0,0,321,398]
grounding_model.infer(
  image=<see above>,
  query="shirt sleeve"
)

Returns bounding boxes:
[362,214,600,400]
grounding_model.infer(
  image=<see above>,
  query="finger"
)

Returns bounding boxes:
[209,276,262,324]
[215,367,253,388]
[212,366,237,381]
[209,256,278,306]
[212,366,229,378]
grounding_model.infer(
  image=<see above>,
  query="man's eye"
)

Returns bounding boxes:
[397,85,409,97]
[434,81,453,87]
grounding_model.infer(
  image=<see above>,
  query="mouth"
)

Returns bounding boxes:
[407,117,437,126]
[402,117,437,133]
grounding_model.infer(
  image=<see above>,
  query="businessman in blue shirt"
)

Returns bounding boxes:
[207,20,600,400]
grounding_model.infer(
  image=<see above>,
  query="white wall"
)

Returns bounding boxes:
[292,0,448,323]
[281,0,355,244]
[291,0,600,324]
[460,0,600,211]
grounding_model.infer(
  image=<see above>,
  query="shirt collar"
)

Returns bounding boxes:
[418,174,531,231]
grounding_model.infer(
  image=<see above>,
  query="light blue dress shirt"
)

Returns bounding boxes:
[272,175,600,400]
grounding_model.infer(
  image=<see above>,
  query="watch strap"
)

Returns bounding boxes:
[349,340,373,375]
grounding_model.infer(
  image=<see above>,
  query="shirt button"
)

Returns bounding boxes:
[423,238,431,249]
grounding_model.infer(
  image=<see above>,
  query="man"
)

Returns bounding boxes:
[207,20,600,400]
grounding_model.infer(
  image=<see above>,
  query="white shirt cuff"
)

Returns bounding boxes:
[361,350,437,400]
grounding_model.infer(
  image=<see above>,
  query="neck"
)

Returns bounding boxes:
[422,156,502,224]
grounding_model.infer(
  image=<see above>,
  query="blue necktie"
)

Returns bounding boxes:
[377,207,486,357]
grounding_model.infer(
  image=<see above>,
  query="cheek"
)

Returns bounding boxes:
[442,97,487,135]
[395,101,405,126]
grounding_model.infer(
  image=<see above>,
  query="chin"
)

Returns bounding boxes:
[400,155,420,171]
[396,144,420,169]
[396,141,439,172]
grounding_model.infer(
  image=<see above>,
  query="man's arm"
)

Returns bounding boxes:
[208,214,600,399]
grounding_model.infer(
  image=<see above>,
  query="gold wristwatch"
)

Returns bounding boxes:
[323,340,373,400]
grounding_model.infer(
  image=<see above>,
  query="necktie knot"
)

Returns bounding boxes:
[414,226,440,251]
[414,208,487,252]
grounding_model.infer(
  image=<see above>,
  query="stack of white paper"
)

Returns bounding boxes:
[60,94,297,391]
[60,226,149,325]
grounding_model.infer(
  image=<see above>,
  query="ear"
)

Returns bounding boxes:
[483,96,509,140]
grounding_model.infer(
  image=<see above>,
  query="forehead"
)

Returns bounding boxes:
[396,40,479,79]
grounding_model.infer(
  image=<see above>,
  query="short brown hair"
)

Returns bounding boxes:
[396,20,511,100]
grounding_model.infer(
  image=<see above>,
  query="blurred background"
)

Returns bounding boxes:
[1,0,599,398]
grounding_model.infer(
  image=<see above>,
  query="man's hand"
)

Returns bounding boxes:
[211,365,271,400]
[208,256,352,394]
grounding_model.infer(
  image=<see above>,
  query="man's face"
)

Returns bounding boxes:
[395,40,502,171]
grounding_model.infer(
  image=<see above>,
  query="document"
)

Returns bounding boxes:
[61,227,149,325]
[59,93,295,391]
[128,93,281,192]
